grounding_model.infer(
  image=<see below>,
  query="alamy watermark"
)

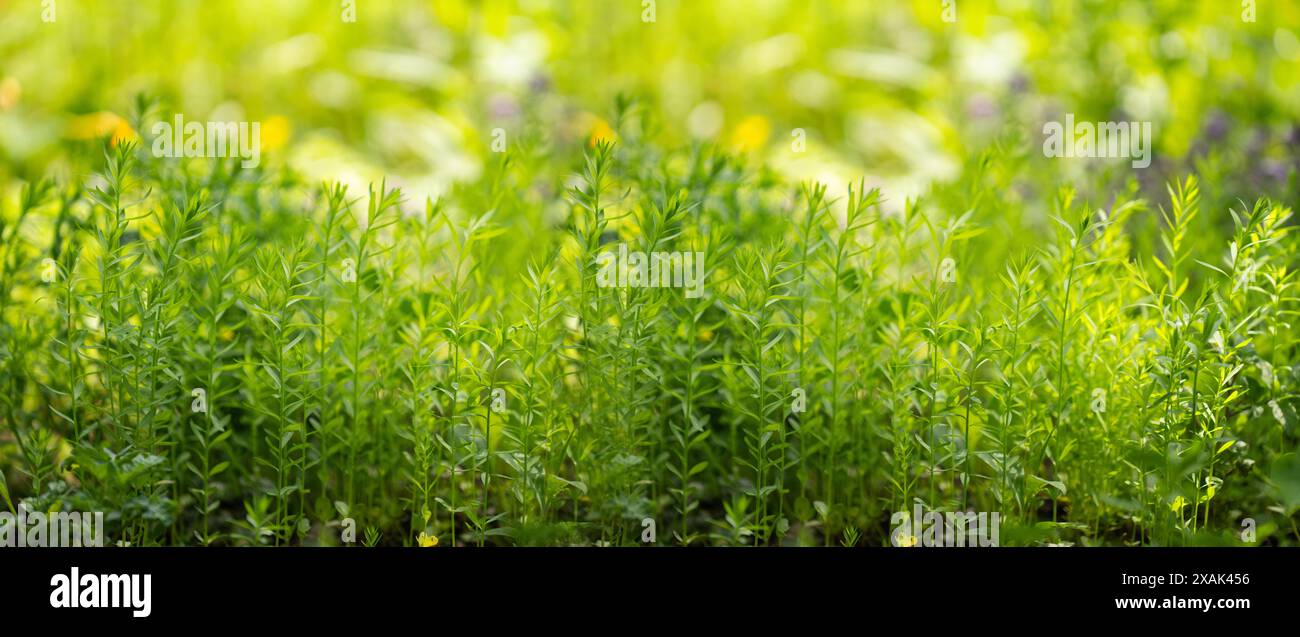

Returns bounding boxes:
[890,505,1000,547]
[595,243,706,298]
[50,566,151,618]
[0,504,104,547]
[1043,114,1151,169]
[151,114,261,169]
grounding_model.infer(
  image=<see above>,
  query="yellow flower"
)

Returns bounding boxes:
[729,115,770,152]
[588,116,616,147]
[417,532,439,547]
[0,77,20,110]
[67,111,136,146]
[897,534,918,547]
[698,328,714,342]
[260,115,292,152]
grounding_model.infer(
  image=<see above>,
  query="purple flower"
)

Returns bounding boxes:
[966,94,998,120]
[1204,112,1228,142]
[528,73,551,94]
[489,93,520,119]
[1009,73,1030,95]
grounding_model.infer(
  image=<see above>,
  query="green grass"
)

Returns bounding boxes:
[1,105,1298,547]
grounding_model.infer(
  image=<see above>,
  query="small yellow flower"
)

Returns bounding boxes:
[417,532,439,547]
[897,534,918,547]
[0,77,20,110]
[1169,496,1187,512]
[220,328,236,341]
[588,117,616,147]
[260,115,292,152]
[729,115,770,152]
[698,328,714,342]
[67,111,136,146]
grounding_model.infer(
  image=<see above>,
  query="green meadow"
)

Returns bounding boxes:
[0,0,1297,546]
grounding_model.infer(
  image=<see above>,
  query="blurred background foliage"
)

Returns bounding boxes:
[1,0,1296,222]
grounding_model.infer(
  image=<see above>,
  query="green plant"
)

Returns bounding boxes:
[1,118,1296,548]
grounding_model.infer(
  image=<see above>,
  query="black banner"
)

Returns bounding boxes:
[1,548,1289,625]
